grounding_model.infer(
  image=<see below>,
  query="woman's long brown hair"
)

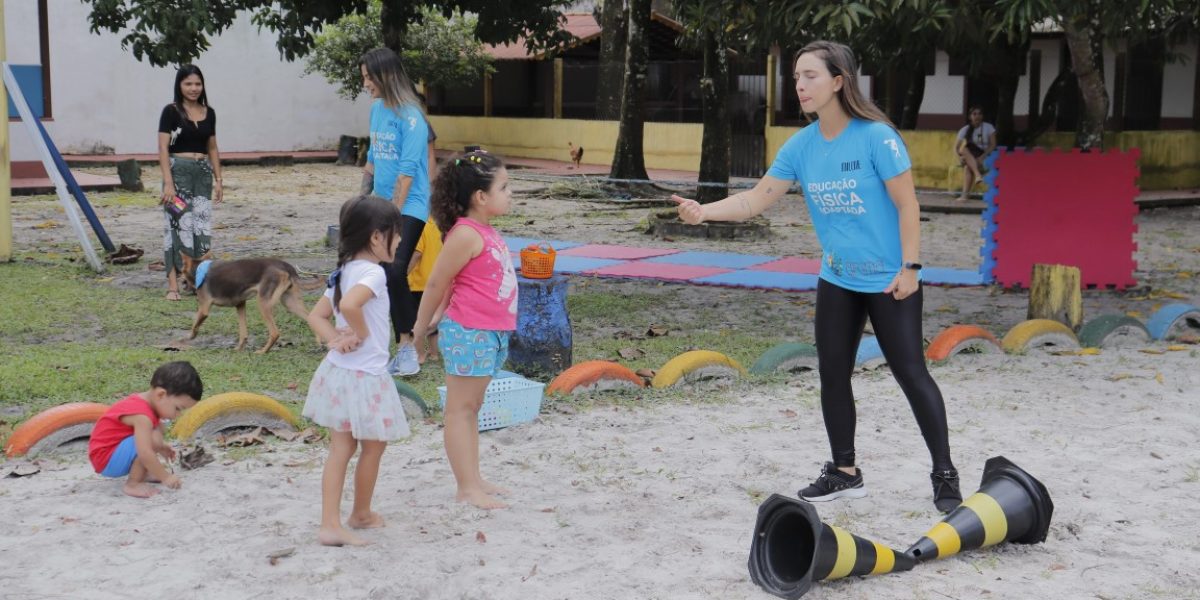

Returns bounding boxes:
[794,41,896,131]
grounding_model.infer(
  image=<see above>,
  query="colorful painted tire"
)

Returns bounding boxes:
[925,325,1002,361]
[1145,303,1200,341]
[170,392,299,440]
[855,335,886,369]
[4,402,109,458]
[1077,315,1152,348]
[393,379,431,419]
[546,360,645,395]
[651,350,746,388]
[749,343,818,375]
[1000,319,1080,353]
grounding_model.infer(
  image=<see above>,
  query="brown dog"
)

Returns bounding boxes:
[179,253,315,354]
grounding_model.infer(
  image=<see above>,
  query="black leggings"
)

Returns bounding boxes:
[814,279,954,472]
[386,215,426,340]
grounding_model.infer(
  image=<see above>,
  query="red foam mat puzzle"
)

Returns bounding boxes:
[990,148,1139,289]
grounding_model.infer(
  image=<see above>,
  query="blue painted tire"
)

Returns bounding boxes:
[1145,304,1200,341]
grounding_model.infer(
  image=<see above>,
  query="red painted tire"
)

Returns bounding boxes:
[4,402,109,458]
[925,325,1002,361]
[546,360,645,395]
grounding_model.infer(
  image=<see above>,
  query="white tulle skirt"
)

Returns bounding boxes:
[303,360,410,441]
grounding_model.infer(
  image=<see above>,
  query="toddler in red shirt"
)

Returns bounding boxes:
[88,361,203,498]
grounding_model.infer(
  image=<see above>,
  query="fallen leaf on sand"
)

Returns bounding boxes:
[1139,348,1165,355]
[1106,373,1133,382]
[32,220,61,229]
[634,368,656,379]
[179,444,215,470]
[646,325,669,337]
[618,347,644,360]
[476,531,487,544]
[218,427,266,447]
[521,564,538,582]
[268,547,296,565]
[780,409,798,418]
[268,427,302,442]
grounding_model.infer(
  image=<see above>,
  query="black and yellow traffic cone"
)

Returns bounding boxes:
[748,494,915,599]
[906,456,1054,563]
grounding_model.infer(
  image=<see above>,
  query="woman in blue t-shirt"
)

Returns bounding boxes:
[357,48,432,376]
[672,41,961,513]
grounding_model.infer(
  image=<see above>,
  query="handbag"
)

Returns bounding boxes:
[163,194,190,220]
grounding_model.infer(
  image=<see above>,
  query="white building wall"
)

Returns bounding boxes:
[1162,42,1197,119]
[5,0,373,161]
[922,51,963,115]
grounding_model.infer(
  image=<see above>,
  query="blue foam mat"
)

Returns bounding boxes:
[692,270,819,291]
[641,251,778,269]
[549,256,623,273]
[922,268,985,286]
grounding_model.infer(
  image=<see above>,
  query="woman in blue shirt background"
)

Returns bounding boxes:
[672,40,962,513]
[358,48,431,376]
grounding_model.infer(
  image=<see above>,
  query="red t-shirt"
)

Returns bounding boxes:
[88,394,161,473]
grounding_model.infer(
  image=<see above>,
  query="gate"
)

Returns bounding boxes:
[729,57,767,178]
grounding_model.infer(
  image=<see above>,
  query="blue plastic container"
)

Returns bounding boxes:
[438,375,545,431]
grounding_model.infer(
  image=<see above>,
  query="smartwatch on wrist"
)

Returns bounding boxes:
[903,262,923,271]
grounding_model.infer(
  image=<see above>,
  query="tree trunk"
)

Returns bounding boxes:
[609,0,650,183]
[380,0,405,53]
[596,0,627,120]
[899,69,925,130]
[1028,264,1083,331]
[696,30,730,203]
[1064,7,1108,150]
[995,72,1020,148]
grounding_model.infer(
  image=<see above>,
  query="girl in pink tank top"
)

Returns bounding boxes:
[412,150,517,510]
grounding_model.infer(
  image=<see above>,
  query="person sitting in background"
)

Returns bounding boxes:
[954,107,996,202]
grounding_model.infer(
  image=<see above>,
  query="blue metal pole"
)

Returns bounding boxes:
[34,118,115,253]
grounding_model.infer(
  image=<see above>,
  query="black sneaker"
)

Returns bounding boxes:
[798,462,867,502]
[931,469,963,513]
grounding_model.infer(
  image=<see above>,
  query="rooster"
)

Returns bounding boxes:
[568,141,584,169]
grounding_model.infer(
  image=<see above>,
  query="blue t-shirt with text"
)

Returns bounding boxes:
[368,100,430,220]
[766,118,913,293]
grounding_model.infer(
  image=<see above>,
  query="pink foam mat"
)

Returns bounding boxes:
[558,244,680,260]
[587,261,732,280]
[991,149,1139,289]
[749,257,823,274]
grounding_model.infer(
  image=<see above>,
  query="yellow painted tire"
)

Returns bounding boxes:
[1000,319,1080,353]
[651,350,746,388]
[170,392,299,441]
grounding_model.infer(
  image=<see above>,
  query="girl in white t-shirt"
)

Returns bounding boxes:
[954,106,996,202]
[303,195,410,547]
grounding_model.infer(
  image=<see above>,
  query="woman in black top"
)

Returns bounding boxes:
[157,64,223,301]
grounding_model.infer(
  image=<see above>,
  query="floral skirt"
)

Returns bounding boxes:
[303,360,411,441]
[162,156,214,274]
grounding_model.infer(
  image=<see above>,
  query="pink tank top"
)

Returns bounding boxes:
[444,217,518,331]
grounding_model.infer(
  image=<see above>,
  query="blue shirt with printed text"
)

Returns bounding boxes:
[367,100,430,220]
[766,118,913,293]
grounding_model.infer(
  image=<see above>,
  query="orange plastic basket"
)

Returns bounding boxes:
[519,243,556,278]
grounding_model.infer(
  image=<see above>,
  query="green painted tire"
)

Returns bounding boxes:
[1077,315,1151,348]
[394,379,431,419]
[749,343,818,375]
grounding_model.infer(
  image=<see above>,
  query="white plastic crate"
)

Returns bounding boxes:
[437,375,545,431]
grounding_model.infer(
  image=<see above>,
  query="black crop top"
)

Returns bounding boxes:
[158,104,217,154]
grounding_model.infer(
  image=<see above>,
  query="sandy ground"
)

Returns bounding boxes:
[2,162,1199,600]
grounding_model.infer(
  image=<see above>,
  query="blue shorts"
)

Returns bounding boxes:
[100,435,138,478]
[438,316,510,377]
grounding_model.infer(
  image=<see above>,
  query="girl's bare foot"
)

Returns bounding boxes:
[165,290,181,301]
[123,482,159,498]
[480,480,510,496]
[955,195,969,203]
[317,526,370,547]
[457,488,509,510]
[347,511,386,529]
